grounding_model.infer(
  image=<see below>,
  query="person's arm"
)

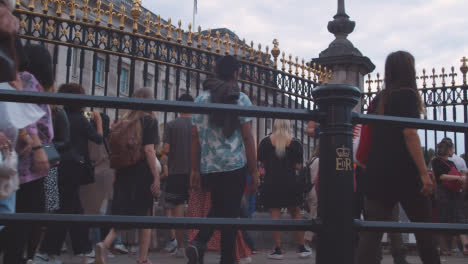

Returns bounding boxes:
[31,134,49,173]
[144,144,160,195]
[83,112,103,144]
[190,125,201,189]
[163,143,170,154]
[440,174,466,182]
[241,121,258,194]
[403,128,433,195]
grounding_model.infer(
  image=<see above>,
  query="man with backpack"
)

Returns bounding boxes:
[162,94,194,258]
[186,55,258,264]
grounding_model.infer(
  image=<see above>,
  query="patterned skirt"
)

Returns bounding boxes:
[44,166,60,212]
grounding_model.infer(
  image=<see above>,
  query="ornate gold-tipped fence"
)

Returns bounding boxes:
[362,57,468,156]
[15,0,325,159]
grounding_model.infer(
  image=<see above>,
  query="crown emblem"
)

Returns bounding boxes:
[336,146,350,158]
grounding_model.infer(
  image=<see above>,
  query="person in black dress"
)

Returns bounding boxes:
[96,87,160,264]
[356,51,440,264]
[258,119,311,260]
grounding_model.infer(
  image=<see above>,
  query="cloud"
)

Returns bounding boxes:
[144,0,468,79]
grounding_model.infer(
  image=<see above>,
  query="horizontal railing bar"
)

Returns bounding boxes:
[354,220,468,234]
[0,214,322,231]
[352,112,468,132]
[0,90,318,121]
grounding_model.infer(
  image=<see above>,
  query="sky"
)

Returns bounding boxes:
[143,0,468,84]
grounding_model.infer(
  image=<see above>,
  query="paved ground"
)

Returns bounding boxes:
[53,250,467,264]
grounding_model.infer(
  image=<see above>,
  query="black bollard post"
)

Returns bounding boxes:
[312,84,361,264]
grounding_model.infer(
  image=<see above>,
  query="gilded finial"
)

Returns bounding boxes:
[365,74,374,91]
[307,66,311,80]
[241,39,246,59]
[301,58,305,78]
[430,68,438,87]
[80,0,91,22]
[215,31,221,53]
[420,69,429,87]
[223,33,230,55]
[187,24,193,46]
[68,0,78,19]
[197,26,202,48]
[312,63,317,82]
[327,69,333,84]
[28,0,35,10]
[460,57,468,85]
[117,5,127,30]
[376,73,383,90]
[142,12,152,34]
[265,46,270,66]
[440,67,448,86]
[16,0,20,8]
[288,54,293,73]
[249,41,255,61]
[177,20,183,43]
[233,36,239,56]
[54,0,65,16]
[206,28,212,50]
[93,0,105,24]
[106,3,116,27]
[271,39,280,68]
[131,0,143,32]
[295,56,299,76]
[281,52,286,71]
[166,18,173,40]
[257,44,263,63]
[155,15,162,37]
[449,66,457,86]
[41,0,49,14]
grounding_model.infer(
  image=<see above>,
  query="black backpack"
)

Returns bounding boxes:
[296,157,317,194]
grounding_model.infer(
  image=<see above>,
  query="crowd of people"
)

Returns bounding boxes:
[1,1,468,264]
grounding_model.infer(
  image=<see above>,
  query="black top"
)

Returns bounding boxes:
[52,107,70,155]
[432,158,456,185]
[364,89,422,202]
[163,117,191,175]
[65,110,103,162]
[258,137,303,186]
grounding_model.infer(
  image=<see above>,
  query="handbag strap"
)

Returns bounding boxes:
[438,157,455,169]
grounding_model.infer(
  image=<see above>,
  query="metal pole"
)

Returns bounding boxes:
[313,84,360,264]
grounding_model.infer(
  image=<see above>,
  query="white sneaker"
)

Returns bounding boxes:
[82,256,94,264]
[268,248,284,260]
[164,239,178,253]
[33,253,63,264]
[173,248,186,258]
[297,245,312,259]
[113,243,129,254]
[239,256,252,264]
[85,249,95,258]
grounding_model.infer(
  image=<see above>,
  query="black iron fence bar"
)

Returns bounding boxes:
[352,112,468,133]
[354,220,468,234]
[0,214,322,232]
[0,90,320,121]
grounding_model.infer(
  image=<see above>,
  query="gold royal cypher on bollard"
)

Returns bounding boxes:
[336,146,352,171]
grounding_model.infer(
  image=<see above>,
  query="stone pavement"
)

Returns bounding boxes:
[53,250,467,264]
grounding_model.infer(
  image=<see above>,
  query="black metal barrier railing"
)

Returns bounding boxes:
[1,84,468,264]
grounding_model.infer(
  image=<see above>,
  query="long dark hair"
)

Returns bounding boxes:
[23,44,55,91]
[377,51,424,115]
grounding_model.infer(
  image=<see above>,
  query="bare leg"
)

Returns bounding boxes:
[270,208,282,248]
[165,208,176,240]
[103,228,119,248]
[289,207,305,246]
[138,229,152,262]
[173,204,185,249]
[461,234,468,253]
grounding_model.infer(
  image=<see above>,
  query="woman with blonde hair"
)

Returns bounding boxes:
[258,119,311,260]
[96,87,160,264]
